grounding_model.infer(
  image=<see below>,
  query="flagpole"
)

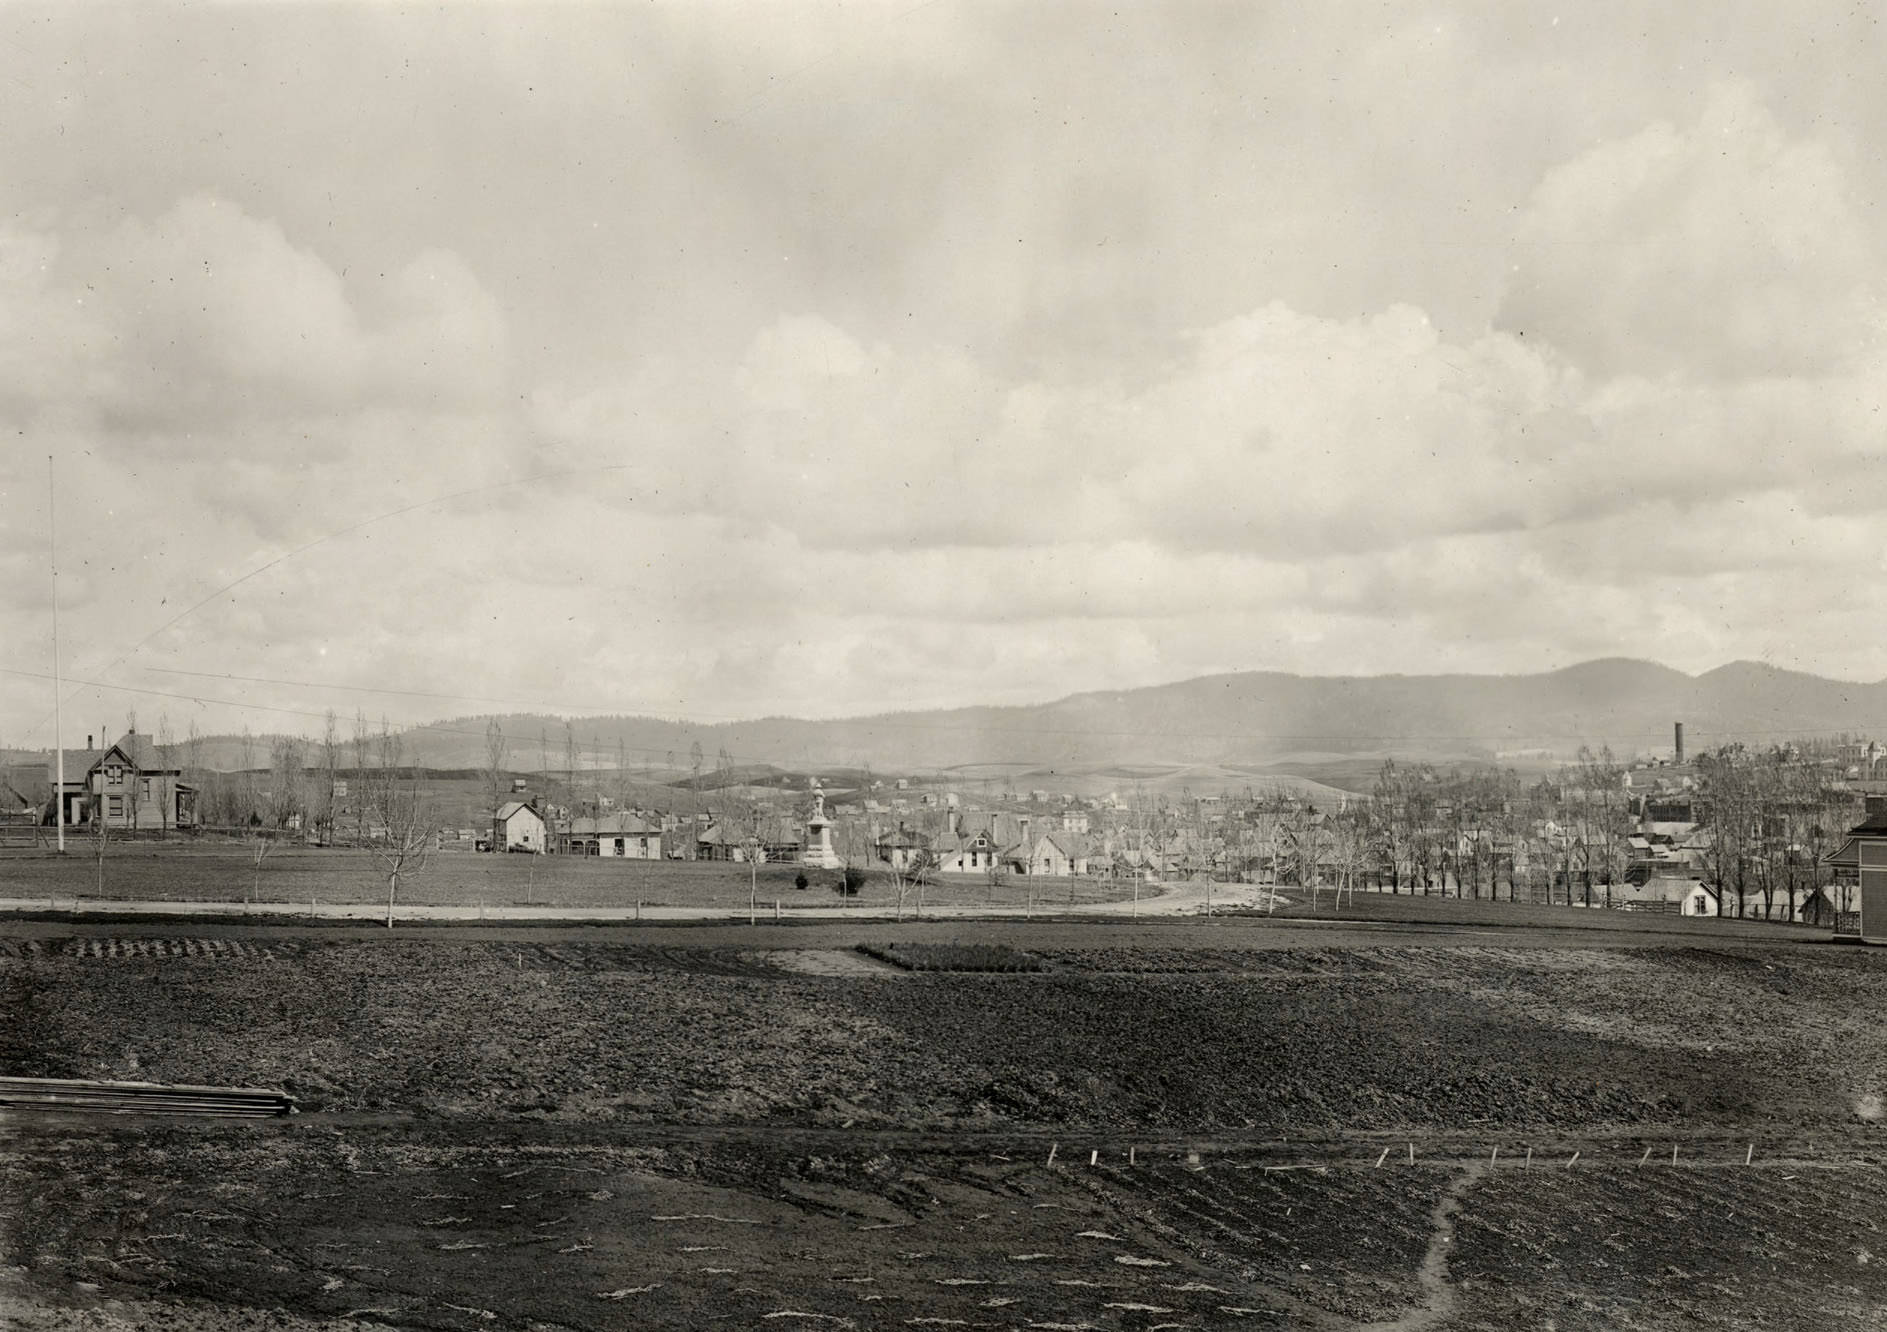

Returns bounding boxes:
[50,455,64,854]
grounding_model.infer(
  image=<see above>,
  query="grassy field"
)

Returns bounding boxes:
[0,844,1139,912]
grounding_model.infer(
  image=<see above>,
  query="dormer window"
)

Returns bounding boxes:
[105,766,125,788]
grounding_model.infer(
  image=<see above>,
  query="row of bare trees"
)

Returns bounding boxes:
[1185,743,1860,918]
[1691,742,1860,920]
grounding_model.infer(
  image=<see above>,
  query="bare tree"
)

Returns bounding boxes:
[366,722,437,928]
[1289,803,1331,908]
[831,813,873,898]
[892,846,937,922]
[1326,801,1368,908]
[124,710,141,833]
[984,855,1007,905]
[155,711,174,836]
[270,737,304,832]
[352,709,370,845]
[616,734,634,821]
[247,822,277,903]
[716,745,735,826]
[321,710,339,846]
[1372,760,1413,893]
[239,725,257,827]
[89,795,110,897]
[483,718,508,827]
[564,721,579,812]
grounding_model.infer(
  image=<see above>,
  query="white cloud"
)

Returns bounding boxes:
[1501,84,1885,379]
[0,196,508,430]
[8,40,1887,744]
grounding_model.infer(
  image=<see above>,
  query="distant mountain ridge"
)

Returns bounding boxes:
[62,659,1886,777]
[273,659,1887,773]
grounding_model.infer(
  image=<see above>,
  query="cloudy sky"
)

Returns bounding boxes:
[3,2,1885,745]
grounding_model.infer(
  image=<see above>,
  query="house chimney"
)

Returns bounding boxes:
[87,733,93,749]
[1674,721,1685,765]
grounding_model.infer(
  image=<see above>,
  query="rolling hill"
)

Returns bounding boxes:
[40,659,1882,792]
[339,659,1887,778]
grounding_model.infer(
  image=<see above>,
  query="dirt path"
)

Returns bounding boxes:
[1359,1165,1483,1331]
[0,877,1214,924]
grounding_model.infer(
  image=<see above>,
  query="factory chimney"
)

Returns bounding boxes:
[1674,721,1685,765]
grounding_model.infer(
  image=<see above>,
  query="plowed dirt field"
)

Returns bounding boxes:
[5,928,1886,1329]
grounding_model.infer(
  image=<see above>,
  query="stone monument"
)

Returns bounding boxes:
[801,778,841,869]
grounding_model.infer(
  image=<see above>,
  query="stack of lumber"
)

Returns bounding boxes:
[0,1076,296,1117]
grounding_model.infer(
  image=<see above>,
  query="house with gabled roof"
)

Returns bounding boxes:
[494,799,549,853]
[932,820,1015,875]
[1026,831,1092,877]
[565,812,662,859]
[47,732,196,832]
[874,824,932,871]
[697,816,803,863]
[1822,796,1887,939]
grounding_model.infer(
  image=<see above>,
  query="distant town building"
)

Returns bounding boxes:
[494,799,549,853]
[874,824,931,871]
[564,813,661,858]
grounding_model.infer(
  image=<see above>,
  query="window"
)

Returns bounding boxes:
[615,839,626,855]
[105,766,124,788]
[140,778,152,799]
[106,796,123,817]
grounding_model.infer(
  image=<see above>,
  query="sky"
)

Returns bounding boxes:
[2,1,1885,747]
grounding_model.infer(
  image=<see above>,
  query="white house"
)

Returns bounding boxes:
[874,825,932,871]
[48,732,197,832]
[1027,832,1092,877]
[494,800,549,853]
[566,813,661,858]
[1610,874,1717,916]
[934,825,1010,875]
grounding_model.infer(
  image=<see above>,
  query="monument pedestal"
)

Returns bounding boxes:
[801,783,842,869]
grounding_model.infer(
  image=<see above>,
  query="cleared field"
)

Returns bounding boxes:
[4,936,1882,1129]
[0,845,1136,913]
[8,1125,1887,1329]
[8,931,1887,1329]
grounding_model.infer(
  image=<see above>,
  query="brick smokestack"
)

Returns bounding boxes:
[1674,721,1685,765]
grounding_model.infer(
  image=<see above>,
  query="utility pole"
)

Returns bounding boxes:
[49,456,64,855]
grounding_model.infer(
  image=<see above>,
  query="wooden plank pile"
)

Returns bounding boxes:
[0,1076,296,1117]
